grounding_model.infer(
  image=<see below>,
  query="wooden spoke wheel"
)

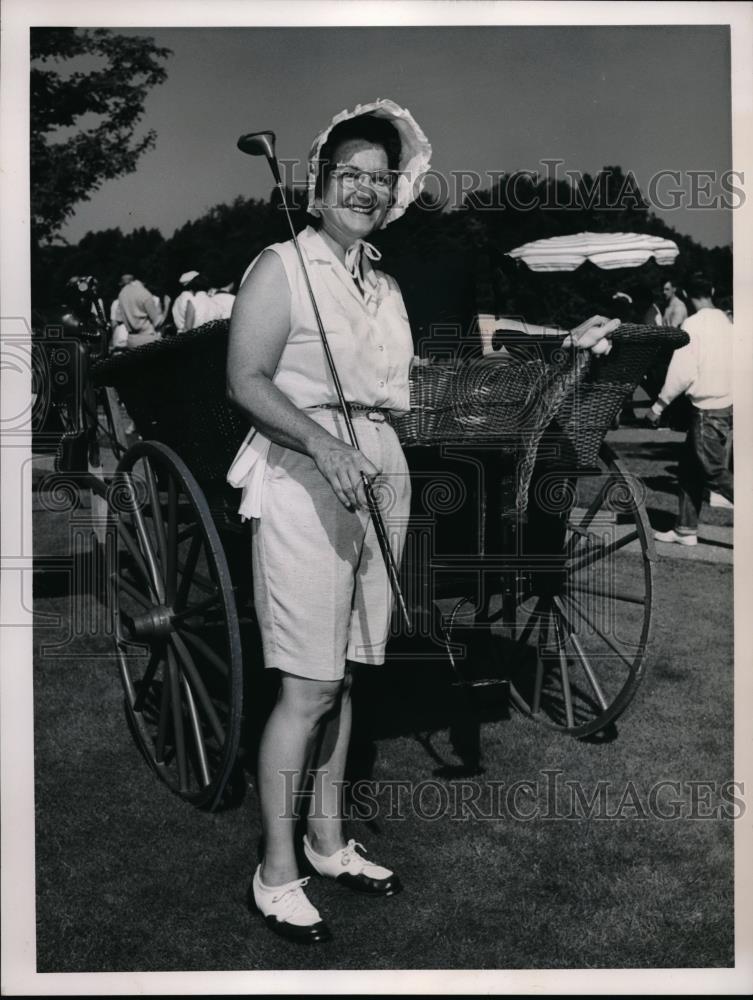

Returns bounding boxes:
[107,441,243,808]
[507,442,654,736]
[440,444,654,738]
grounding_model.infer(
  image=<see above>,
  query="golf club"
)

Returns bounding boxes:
[238,130,411,629]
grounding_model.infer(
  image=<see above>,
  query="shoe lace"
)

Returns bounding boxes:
[270,876,315,920]
[340,840,367,868]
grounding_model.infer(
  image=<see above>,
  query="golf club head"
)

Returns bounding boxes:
[237,130,282,184]
[237,130,277,159]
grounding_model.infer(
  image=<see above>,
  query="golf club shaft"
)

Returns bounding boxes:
[274,180,411,630]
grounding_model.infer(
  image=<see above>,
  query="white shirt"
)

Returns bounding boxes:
[655,306,733,411]
[172,289,194,332]
[186,290,221,329]
[227,225,414,518]
[210,291,236,319]
[110,298,124,326]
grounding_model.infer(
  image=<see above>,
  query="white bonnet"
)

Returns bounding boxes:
[307,98,432,228]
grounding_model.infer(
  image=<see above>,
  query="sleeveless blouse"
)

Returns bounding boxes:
[226,226,414,518]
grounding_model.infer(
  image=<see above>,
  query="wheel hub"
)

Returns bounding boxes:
[127,604,175,638]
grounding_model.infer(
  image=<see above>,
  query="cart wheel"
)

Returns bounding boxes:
[507,442,655,737]
[107,441,242,809]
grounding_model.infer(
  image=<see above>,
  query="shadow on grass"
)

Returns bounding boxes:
[226,605,643,816]
[613,443,682,463]
[226,621,512,813]
[696,536,734,551]
[642,475,679,496]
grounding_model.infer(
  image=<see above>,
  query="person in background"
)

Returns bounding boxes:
[150,284,174,336]
[632,285,662,326]
[661,278,688,327]
[647,274,734,544]
[717,296,734,322]
[118,272,165,348]
[183,273,220,329]
[172,270,199,333]
[610,291,634,323]
[109,274,129,350]
[210,280,237,320]
[60,275,110,356]
[109,280,129,352]
[628,284,665,422]
[62,275,105,333]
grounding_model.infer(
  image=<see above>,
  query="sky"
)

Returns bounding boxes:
[54,24,733,248]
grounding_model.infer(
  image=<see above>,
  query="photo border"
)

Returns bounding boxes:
[2,1,752,994]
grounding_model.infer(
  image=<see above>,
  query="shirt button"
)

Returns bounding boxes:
[378,379,385,387]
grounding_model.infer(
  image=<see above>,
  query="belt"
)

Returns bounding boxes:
[309,403,392,424]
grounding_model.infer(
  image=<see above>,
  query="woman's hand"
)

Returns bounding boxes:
[309,433,381,511]
[562,315,621,355]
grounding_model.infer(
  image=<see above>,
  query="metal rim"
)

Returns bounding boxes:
[439,443,654,738]
[506,442,654,736]
[107,440,243,808]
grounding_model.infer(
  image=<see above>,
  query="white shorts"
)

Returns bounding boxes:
[251,409,411,681]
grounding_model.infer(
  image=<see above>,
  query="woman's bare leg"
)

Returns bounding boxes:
[306,669,353,856]
[257,672,342,886]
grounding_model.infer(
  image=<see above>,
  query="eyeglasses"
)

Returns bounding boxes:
[330,163,399,191]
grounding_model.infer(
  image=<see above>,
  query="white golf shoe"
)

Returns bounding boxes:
[250,866,332,943]
[654,529,698,546]
[303,836,402,896]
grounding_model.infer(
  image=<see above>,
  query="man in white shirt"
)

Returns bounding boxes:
[647,274,733,544]
[118,273,165,348]
[172,269,199,333]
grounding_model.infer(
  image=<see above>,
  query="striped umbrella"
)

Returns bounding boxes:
[506,232,680,272]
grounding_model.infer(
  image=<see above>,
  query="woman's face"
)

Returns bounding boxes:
[317,139,394,247]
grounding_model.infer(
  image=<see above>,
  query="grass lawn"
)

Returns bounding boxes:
[33,515,734,974]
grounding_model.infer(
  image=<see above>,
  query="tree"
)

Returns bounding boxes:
[29,174,731,329]
[30,28,171,244]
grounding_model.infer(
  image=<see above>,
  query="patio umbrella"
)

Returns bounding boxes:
[506,231,680,272]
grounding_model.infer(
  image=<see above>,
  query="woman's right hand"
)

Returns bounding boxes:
[310,433,381,511]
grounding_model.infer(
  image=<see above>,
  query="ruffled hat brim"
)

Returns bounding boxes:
[307,98,432,228]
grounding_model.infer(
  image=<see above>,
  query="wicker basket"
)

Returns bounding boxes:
[545,324,688,469]
[393,355,551,450]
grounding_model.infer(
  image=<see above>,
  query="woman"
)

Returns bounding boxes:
[226,99,617,945]
[226,99,430,945]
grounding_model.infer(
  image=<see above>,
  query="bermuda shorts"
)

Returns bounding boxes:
[251,409,411,681]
